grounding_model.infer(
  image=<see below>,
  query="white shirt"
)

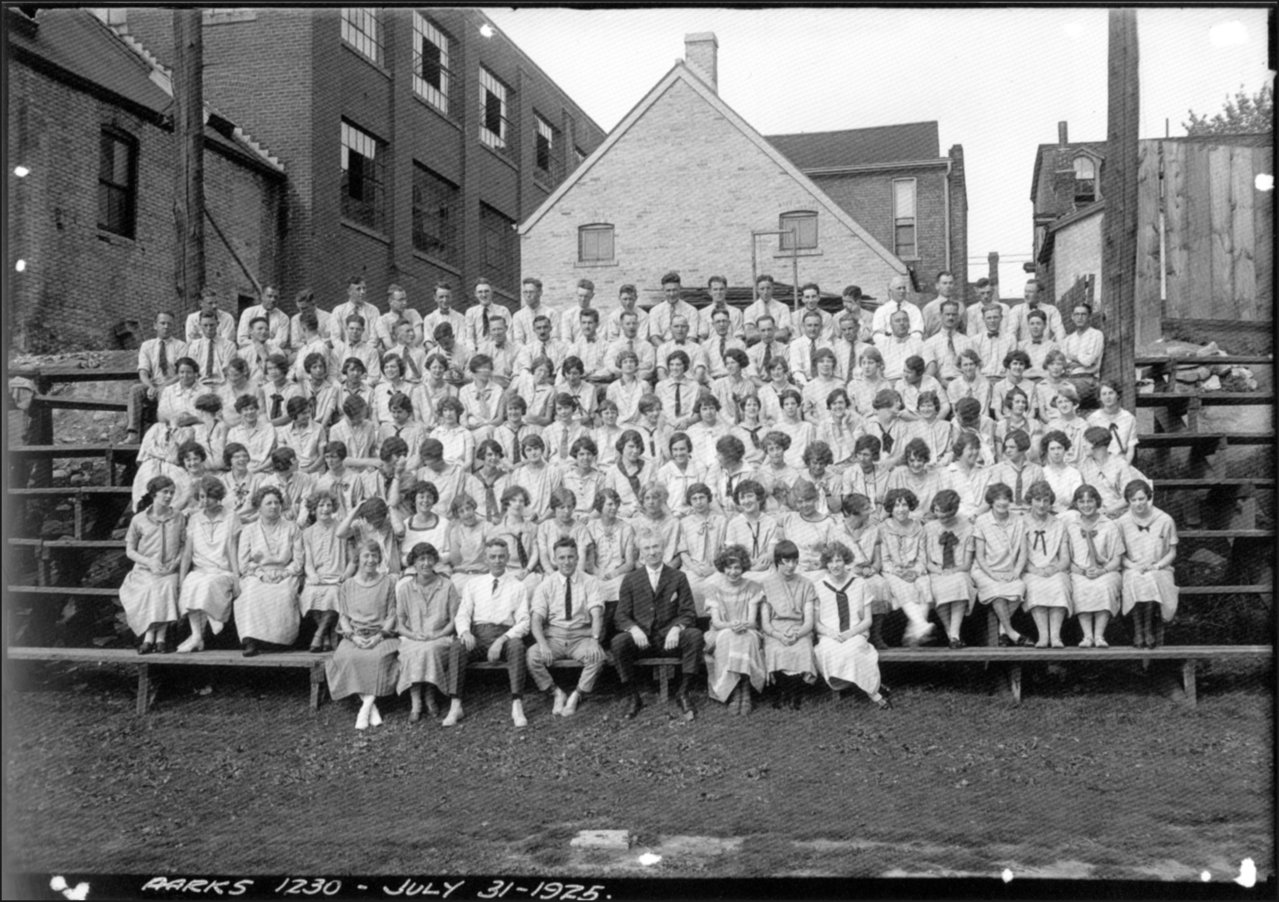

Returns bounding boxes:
[1063,327,1104,376]
[870,300,924,339]
[532,571,603,631]
[1007,302,1066,344]
[456,572,530,637]
[646,565,663,593]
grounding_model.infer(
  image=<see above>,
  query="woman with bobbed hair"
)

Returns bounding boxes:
[327,540,400,730]
[176,475,239,653]
[235,484,304,656]
[301,490,346,652]
[120,475,185,654]
[813,541,891,709]
[395,542,461,722]
[703,544,766,714]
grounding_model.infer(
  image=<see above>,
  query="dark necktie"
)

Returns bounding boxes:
[1136,524,1151,533]
[719,336,727,362]
[1082,528,1100,567]
[726,471,741,497]
[270,393,283,419]
[847,344,856,380]
[205,340,216,379]
[1032,529,1047,555]
[492,577,500,594]
[809,340,818,373]
[511,428,522,464]
[560,424,570,458]
[988,332,999,339]
[940,530,958,568]
[482,476,499,522]
[482,307,491,338]
[674,383,683,417]
[564,578,573,621]
[947,332,955,357]
[394,425,403,437]
[1014,468,1024,504]
[749,521,761,557]
[620,461,642,500]
[762,344,773,374]
[1109,423,1126,454]
[514,534,529,568]
[823,581,851,632]
[646,432,656,458]
[746,427,762,450]
[158,341,169,379]
[404,350,421,381]
[879,424,894,454]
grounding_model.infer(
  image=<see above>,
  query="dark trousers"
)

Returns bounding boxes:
[611,625,704,683]
[447,623,526,697]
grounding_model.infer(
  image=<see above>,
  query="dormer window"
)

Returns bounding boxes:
[1073,156,1097,205]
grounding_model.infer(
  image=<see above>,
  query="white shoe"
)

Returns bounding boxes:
[511,699,528,728]
[355,708,370,730]
[562,691,580,717]
[551,688,567,716]
[369,703,383,727]
[176,635,202,654]
[442,700,463,727]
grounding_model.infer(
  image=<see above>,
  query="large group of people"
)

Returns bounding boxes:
[118,267,1177,728]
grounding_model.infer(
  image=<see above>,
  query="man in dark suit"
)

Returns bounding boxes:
[612,533,703,720]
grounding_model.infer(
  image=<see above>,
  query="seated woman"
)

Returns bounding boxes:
[724,479,782,583]
[537,488,582,575]
[337,497,404,577]
[760,540,818,709]
[677,483,727,619]
[443,493,493,593]
[235,485,304,657]
[395,542,461,723]
[922,489,977,649]
[176,475,239,653]
[1065,484,1122,648]
[703,544,766,714]
[495,486,540,594]
[885,437,943,522]
[629,482,683,564]
[326,540,400,730]
[1022,480,1072,648]
[120,475,185,654]
[838,493,890,649]
[603,429,653,519]
[813,542,891,709]
[1117,479,1178,649]
[781,479,838,579]
[879,487,934,646]
[300,491,346,652]
[971,482,1030,647]
[580,488,637,615]
[400,479,450,568]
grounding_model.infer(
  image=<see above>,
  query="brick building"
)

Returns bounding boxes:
[6,8,285,352]
[520,34,911,315]
[1029,121,1107,303]
[117,7,606,314]
[767,122,969,304]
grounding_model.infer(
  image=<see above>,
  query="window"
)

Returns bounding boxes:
[98,128,137,237]
[535,114,564,184]
[893,178,917,259]
[341,8,383,65]
[479,67,511,152]
[779,211,818,251]
[412,13,452,114]
[341,120,386,231]
[412,164,459,265]
[578,224,614,263]
[480,203,517,291]
[1073,155,1097,205]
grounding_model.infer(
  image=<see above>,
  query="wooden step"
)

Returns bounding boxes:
[37,538,126,551]
[8,486,133,497]
[7,360,140,384]
[1136,355,1274,367]
[1177,585,1272,596]
[6,646,329,667]
[1154,478,1275,489]
[1137,392,1274,406]
[32,395,128,412]
[7,585,119,597]
[875,644,1272,663]
[1178,529,1275,540]
[7,443,139,458]
[1136,432,1274,448]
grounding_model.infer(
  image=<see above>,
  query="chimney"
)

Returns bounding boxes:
[1058,121,1069,147]
[685,32,718,92]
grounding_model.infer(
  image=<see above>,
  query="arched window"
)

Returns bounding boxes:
[578,224,614,263]
[1073,155,1097,204]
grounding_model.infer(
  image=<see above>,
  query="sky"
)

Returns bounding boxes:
[484,6,1274,292]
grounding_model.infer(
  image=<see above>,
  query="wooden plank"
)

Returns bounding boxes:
[8,443,139,458]
[7,585,119,597]
[1136,432,1273,447]
[1230,144,1257,320]
[1183,143,1213,317]
[6,647,332,667]
[32,395,128,412]
[1155,479,1275,490]
[1136,392,1274,406]
[1253,145,1274,317]
[1178,529,1275,540]
[1207,144,1235,318]
[8,486,133,497]
[1182,660,1198,708]
[1177,585,1273,596]
[1134,139,1163,347]
[1163,141,1190,320]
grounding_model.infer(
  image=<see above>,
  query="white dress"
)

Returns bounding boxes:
[178,508,238,632]
[236,518,304,645]
[1065,515,1122,615]
[1022,514,1072,612]
[812,576,882,696]
[703,579,766,702]
[118,509,184,635]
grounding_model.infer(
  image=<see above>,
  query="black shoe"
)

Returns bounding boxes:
[876,694,894,710]
[676,688,696,721]
[137,641,155,656]
[243,639,260,658]
[998,635,1013,647]
[624,690,644,720]
[790,691,803,711]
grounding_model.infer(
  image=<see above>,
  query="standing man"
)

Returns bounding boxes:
[330,276,381,344]
[606,283,650,342]
[611,533,703,720]
[476,315,520,389]
[655,315,709,382]
[963,277,1010,337]
[704,306,748,380]
[422,282,466,351]
[1062,302,1104,404]
[647,271,700,346]
[464,277,513,347]
[788,309,834,385]
[126,310,186,442]
[870,275,923,339]
[874,309,926,381]
[376,284,424,351]
[973,306,1018,379]
[185,287,236,344]
[795,282,834,339]
[1007,278,1065,343]
[512,277,559,347]
[237,284,290,350]
[743,274,793,344]
[922,299,971,383]
[445,540,532,728]
[516,315,570,376]
[571,309,615,387]
[288,288,333,354]
[187,309,238,386]
[527,538,607,717]
[559,278,597,344]
[919,270,957,341]
[606,310,657,383]
[697,275,745,341]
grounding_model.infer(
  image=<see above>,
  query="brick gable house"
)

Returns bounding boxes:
[518,34,910,316]
[6,8,284,352]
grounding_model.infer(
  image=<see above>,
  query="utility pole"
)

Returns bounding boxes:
[173,9,205,307]
[1101,8,1138,410]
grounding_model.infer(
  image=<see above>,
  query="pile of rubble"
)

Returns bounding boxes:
[1136,339,1263,392]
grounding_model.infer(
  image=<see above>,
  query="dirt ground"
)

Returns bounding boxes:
[4,658,1273,883]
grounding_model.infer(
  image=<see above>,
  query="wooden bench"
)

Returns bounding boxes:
[840,644,1274,707]
[6,646,331,715]
[1135,431,1274,449]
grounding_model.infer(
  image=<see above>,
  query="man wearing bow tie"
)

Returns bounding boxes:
[612,533,703,720]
